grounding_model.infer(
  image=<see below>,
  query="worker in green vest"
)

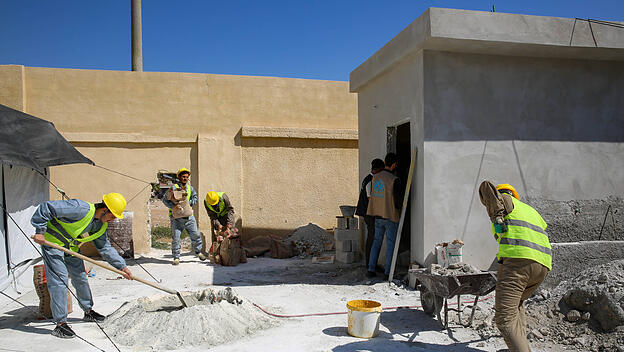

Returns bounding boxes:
[204,191,235,240]
[162,168,205,265]
[479,181,551,352]
[31,193,133,339]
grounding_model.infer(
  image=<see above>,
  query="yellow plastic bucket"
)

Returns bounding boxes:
[346,299,382,338]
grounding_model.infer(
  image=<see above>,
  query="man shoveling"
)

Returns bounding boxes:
[31,193,133,339]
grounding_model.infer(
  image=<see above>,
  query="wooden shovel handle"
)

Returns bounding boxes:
[39,238,177,295]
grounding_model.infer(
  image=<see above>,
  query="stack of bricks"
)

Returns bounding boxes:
[334,215,361,263]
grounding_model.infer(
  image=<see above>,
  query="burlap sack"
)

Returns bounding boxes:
[166,189,193,219]
[33,265,73,319]
[244,235,272,257]
[269,236,296,259]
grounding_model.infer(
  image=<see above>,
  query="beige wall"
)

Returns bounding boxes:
[0,65,358,254]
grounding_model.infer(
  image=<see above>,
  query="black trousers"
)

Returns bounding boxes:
[363,215,376,267]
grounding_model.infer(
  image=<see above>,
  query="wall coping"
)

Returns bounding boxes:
[240,126,358,140]
[350,7,624,92]
[62,132,195,143]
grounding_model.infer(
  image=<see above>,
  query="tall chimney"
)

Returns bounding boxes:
[131,0,143,71]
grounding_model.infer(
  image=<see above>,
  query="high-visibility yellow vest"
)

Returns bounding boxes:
[205,192,227,217]
[493,197,552,270]
[44,202,107,252]
[168,183,191,216]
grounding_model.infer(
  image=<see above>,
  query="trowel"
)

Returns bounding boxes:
[39,238,194,308]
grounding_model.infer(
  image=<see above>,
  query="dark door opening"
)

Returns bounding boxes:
[387,122,411,267]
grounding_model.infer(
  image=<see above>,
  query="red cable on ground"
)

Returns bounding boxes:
[252,294,495,318]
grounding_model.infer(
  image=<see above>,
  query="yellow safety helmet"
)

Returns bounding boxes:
[496,184,519,200]
[102,193,127,219]
[177,168,191,177]
[205,191,219,206]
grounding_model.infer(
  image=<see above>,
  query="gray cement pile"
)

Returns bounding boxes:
[102,288,278,350]
[475,259,624,351]
[285,223,333,256]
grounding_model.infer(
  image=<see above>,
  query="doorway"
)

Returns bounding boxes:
[387,122,411,265]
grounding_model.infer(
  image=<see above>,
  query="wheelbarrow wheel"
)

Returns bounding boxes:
[420,285,443,317]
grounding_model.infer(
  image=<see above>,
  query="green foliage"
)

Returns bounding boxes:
[151,225,189,249]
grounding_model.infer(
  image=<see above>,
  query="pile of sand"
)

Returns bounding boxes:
[285,223,333,256]
[103,288,278,350]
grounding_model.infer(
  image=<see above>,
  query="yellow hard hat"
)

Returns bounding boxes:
[205,191,219,206]
[102,193,127,219]
[177,168,191,177]
[496,184,519,200]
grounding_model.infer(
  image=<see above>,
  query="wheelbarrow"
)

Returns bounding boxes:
[414,271,497,329]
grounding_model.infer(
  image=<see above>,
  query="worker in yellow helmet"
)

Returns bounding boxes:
[31,193,133,339]
[204,191,235,240]
[479,180,551,352]
[162,168,205,265]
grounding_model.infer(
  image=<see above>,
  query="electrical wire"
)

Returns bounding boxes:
[93,164,152,184]
[0,203,115,352]
[252,294,495,318]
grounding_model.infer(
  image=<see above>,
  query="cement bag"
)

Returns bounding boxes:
[167,189,193,219]
[436,244,448,268]
[269,236,296,259]
[447,239,464,266]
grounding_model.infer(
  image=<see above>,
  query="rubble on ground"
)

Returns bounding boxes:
[474,259,624,351]
[284,223,333,257]
[427,262,481,275]
[103,288,278,350]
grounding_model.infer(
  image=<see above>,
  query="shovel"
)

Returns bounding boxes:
[38,238,193,308]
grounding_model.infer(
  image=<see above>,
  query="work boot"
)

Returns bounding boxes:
[51,323,76,339]
[173,258,180,265]
[83,310,106,322]
[197,252,207,261]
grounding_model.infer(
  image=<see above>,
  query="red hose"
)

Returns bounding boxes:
[252,294,494,318]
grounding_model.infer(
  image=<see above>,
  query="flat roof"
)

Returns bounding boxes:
[350,8,624,92]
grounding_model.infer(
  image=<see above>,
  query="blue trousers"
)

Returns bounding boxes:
[41,245,93,324]
[367,218,399,275]
[170,215,203,258]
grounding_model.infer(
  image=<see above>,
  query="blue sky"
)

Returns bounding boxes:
[1,1,622,81]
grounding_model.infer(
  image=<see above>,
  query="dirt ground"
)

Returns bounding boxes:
[1,250,621,351]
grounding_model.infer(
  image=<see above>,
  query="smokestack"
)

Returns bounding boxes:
[131,0,143,71]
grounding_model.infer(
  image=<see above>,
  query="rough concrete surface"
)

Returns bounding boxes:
[545,241,624,289]
[529,196,623,243]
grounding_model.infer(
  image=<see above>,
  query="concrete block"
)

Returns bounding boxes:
[334,228,359,241]
[347,217,358,230]
[336,216,348,230]
[336,239,352,252]
[335,250,356,264]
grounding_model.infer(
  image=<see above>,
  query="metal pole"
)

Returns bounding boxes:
[131,0,143,71]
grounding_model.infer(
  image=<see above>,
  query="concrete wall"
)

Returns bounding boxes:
[356,51,425,265]
[0,65,358,253]
[423,51,624,268]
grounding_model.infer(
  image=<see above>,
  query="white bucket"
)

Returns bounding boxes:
[346,300,382,338]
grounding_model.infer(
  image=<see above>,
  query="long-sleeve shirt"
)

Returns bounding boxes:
[479,180,515,223]
[30,199,127,270]
[203,193,235,229]
[162,183,198,208]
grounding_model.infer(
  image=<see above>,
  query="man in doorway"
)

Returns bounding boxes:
[479,181,551,352]
[162,168,205,265]
[366,152,403,279]
[31,193,133,339]
[355,158,385,267]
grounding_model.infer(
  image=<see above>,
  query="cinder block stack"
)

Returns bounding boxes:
[334,216,361,263]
